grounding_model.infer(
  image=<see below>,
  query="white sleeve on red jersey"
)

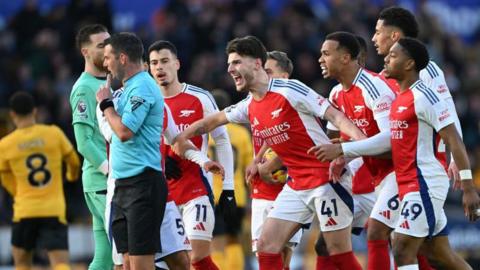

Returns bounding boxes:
[420,61,462,138]
[163,104,179,145]
[187,85,235,190]
[274,79,331,118]
[414,83,454,132]
[326,84,342,131]
[358,72,396,123]
[224,95,252,124]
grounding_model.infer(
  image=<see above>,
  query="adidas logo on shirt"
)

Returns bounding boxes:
[193,222,206,231]
[399,220,410,230]
[379,210,391,220]
[325,217,337,227]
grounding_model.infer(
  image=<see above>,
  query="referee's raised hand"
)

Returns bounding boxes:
[96,74,113,102]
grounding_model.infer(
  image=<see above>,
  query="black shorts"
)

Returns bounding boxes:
[11,217,68,251]
[213,206,245,236]
[112,168,167,255]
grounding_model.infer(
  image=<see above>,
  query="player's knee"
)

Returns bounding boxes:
[166,251,190,270]
[53,263,71,270]
[314,236,329,256]
[392,241,415,265]
[367,220,391,240]
[256,236,283,254]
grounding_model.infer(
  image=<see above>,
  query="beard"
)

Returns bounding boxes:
[93,57,107,72]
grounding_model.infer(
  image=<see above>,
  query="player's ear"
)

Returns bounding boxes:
[255,58,263,70]
[119,53,127,65]
[80,47,88,58]
[391,30,401,43]
[175,58,180,71]
[405,58,415,72]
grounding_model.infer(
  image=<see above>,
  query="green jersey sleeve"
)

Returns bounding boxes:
[70,85,97,128]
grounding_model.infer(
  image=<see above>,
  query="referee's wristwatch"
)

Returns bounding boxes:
[100,98,114,112]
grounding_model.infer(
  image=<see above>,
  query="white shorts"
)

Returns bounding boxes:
[105,176,123,265]
[394,191,448,238]
[269,172,354,233]
[178,195,215,241]
[370,172,400,229]
[251,198,303,252]
[352,191,376,234]
[155,201,190,261]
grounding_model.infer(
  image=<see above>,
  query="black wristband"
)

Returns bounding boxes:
[100,99,114,112]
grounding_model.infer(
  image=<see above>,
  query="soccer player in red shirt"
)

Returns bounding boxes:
[313,31,396,269]
[176,36,366,270]
[384,37,479,270]
[148,40,235,270]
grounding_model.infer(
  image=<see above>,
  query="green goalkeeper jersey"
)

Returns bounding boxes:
[70,72,108,192]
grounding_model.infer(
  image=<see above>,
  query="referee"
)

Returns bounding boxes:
[96,32,166,270]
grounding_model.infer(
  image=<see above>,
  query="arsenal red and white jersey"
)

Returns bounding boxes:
[163,83,223,205]
[250,130,284,200]
[390,80,453,200]
[225,79,332,190]
[382,61,455,171]
[327,69,396,192]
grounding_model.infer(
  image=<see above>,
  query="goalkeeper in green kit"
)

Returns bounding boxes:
[70,24,113,270]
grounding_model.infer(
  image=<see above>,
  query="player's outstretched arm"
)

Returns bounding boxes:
[439,123,480,222]
[174,111,229,155]
[324,106,367,141]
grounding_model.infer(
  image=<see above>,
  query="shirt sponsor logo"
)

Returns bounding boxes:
[352,118,370,128]
[318,96,327,106]
[271,108,283,119]
[390,120,409,129]
[437,84,448,94]
[438,109,451,122]
[179,109,195,117]
[374,102,390,114]
[252,122,292,145]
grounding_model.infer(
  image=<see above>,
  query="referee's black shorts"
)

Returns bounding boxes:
[111,168,167,255]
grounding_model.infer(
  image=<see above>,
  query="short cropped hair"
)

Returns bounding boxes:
[397,38,429,72]
[267,51,293,76]
[226,36,267,66]
[379,7,419,38]
[103,32,144,63]
[355,35,368,54]
[75,24,108,50]
[9,92,35,116]
[148,40,178,57]
[325,31,360,59]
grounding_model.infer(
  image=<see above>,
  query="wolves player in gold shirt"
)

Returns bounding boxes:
[209,89,252,270]
[0,92,80,270]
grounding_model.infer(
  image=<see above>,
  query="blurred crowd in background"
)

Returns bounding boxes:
[0,0,480,267]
